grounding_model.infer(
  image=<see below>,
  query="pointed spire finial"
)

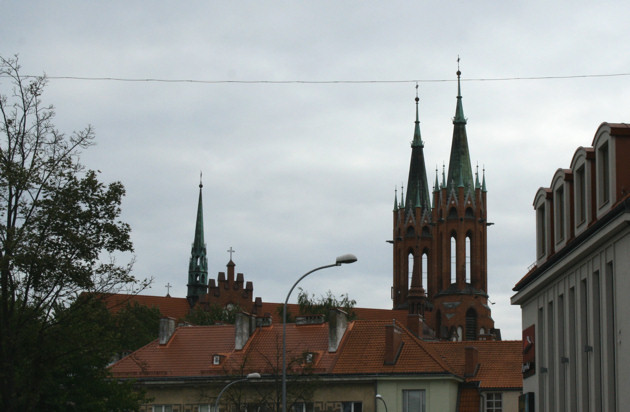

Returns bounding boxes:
[199,171,203,189]
[394,186,399,211]
[412,84,423,147]
[475,163,481,189]
[454,57,466,124]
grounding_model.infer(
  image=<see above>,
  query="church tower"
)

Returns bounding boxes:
[392,69,496,341]
[187,177,208,307]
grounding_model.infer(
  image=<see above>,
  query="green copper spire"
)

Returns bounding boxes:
[446,63,475,193]
[412,84,423,147]
[187,175,208,307]
[405,91,431,214]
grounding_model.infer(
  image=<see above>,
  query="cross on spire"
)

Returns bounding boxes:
[227,246,236,261]
[165,282,172,296]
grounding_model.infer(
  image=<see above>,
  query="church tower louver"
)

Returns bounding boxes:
[187,177,208,307]
[392,69,496,341]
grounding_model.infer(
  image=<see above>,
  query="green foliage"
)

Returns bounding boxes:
[296,288,357,321]
[184,303,241,325]
[0,56,148,411]
[112,301,161,353]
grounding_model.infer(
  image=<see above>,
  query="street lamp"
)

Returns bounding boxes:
[214,372,261,412]
[282,254,358,412]
[376,394,388,412]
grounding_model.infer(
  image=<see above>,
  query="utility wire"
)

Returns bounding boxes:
[1,72,629,84]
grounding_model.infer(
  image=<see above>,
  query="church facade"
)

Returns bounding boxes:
[391,71,497,341]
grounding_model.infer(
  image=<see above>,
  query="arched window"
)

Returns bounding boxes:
[406,226,415,238]
[448,207,458,220]
[465,207,474,219]
[422,252,428,295]
[466,308,477,340]
[465,236,471,284]
[408,252,414,289]
[457,326,463,342]
[450,236,457,284]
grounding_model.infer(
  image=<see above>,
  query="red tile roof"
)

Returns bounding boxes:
[333,320,454,375]
[429,340,523,389]
[99,293,190,320]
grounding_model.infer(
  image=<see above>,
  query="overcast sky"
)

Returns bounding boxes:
[2,1,629,340]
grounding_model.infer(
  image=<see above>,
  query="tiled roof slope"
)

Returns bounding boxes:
[333,320,455,376]
[99,293,190,320]
[429,340,523,389]
[110,325,235,378]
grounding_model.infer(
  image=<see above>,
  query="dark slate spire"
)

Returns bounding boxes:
[404,89,432,214]
[446,64,474,193]
[187,175,208,306]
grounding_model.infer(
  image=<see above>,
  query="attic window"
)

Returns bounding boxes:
[213,355,221,365]
[305,352,314,364]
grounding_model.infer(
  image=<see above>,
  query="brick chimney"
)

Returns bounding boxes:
[235,312,256,350]
[328,309,348,352]
[464,346,479,377]
[159,317,176,345]
[384,322,404,365]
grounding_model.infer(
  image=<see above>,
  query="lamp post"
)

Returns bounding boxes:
[282,254,357,412]
[376,394,388,412]
[214,372,261,412]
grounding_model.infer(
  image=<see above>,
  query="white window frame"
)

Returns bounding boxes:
[484,392,502,412]
[402,389,426,412]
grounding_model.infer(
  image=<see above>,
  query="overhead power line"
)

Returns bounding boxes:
[2,72,629,84]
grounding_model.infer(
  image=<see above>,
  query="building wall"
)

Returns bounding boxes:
[513,123,630,412]
[135,379,378,412]
[376,377,460,412]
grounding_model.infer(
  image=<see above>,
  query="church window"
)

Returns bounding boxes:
[457,326,463,342]
[466,308,477,340]
[465,235,472,284]
[448,207,458,219]
[421,252,428,295]
[465,207,474,219]
[406,226,415,237]
[408,252,414,289]
[450,236,457,284]
[421,226,431,237]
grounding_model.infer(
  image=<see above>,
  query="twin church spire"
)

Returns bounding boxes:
[392,65,496,341]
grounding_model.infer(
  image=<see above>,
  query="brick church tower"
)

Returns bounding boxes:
[392,70,497,341]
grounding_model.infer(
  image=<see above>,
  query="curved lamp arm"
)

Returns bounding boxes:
[215,372,261,412]
[282,254,357,412]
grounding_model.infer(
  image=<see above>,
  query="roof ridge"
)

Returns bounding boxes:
[393,320,458,375]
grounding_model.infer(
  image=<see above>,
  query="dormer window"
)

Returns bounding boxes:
[536,204,546,259]
[597,142,610,207]
[554,185,565,243]
[575,165,586,224]
[304,352,314,364]
[213,355,221,365]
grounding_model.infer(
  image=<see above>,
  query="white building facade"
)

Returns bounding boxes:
[511,123,630,412]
